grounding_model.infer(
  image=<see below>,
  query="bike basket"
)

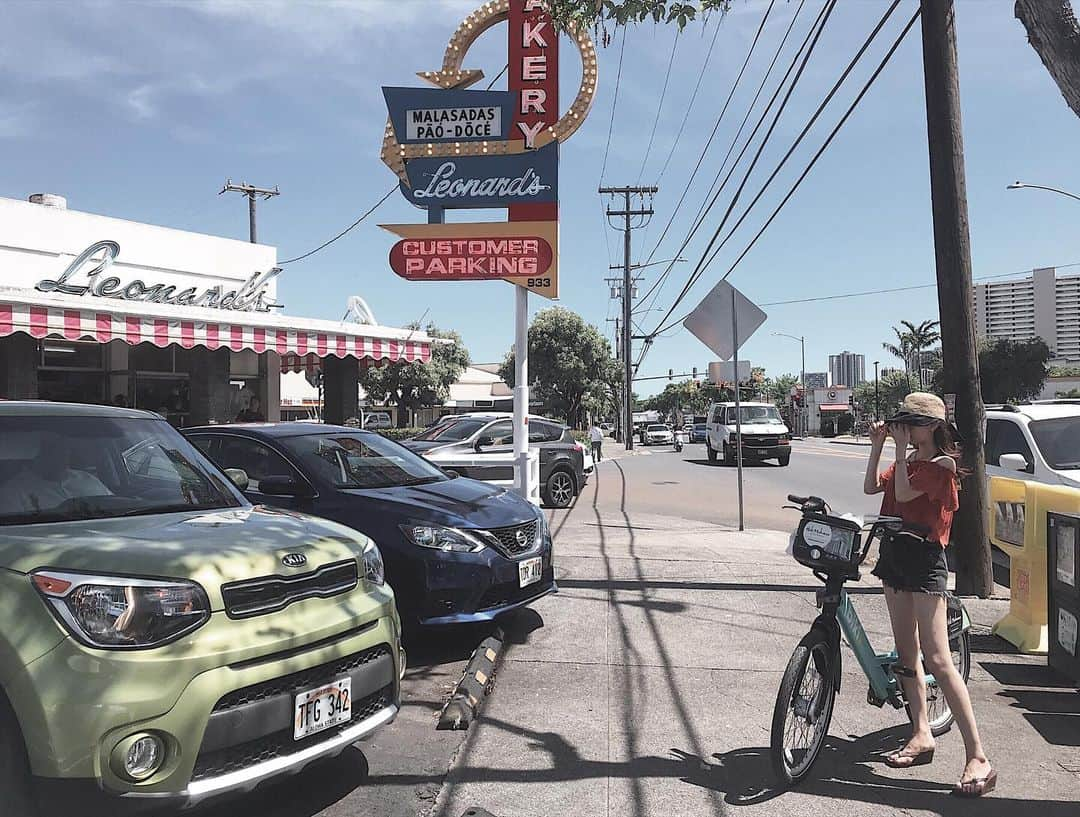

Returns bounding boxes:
[792,515,864,573]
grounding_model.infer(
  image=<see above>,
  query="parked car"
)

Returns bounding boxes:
[705,401,792,466]
[401,413,586,509]
[184,423,555,628]
[363,411,393,430]
[984,401,1080,488]
[600,422,615,437]
[0,403,401,814]
[690,423,708,444]
[643,423,674,446]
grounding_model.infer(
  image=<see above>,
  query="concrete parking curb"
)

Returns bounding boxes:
[436,632,504,730]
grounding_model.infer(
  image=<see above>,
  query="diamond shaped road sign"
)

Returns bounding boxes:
[682,280,767,361]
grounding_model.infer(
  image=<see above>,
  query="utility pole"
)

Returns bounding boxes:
[920,0,991,596]
[600,185,657,450]
[220,179,280,243]
[874,360,880,421]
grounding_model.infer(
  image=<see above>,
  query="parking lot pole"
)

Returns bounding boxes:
[513,284,533,502]
[733,288,745,532]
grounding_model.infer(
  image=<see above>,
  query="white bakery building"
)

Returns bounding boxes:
[0,194,433,424]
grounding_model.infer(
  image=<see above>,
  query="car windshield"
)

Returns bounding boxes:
[647,425,668,432]
[0,416,241,526]
[694,424,706,430]
[1029,417,1080,469]
[282,433,448,489]
[736,406,783,424]
[412,417,489,442]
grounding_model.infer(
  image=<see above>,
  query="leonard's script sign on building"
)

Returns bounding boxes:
[379,0,597,300]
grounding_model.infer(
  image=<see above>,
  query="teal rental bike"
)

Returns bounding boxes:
[770,494,972,785]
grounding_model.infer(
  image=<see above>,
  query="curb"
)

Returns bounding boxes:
[436,631,504,730]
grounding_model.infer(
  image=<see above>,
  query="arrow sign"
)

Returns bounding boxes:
[683,280,767,360]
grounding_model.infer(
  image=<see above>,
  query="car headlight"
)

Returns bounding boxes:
[399,523,486,553]
[536,511,549,545]
[30,571,210,650]
[362,539,385,585]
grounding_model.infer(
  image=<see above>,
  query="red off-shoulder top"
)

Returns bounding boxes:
[879,459,959,547]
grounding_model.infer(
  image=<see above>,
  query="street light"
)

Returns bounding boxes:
[1006,181,1080,203]
[873,360,880,422]
[773,332,806,437]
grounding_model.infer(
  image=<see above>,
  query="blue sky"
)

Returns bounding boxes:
[4,0,1080,396]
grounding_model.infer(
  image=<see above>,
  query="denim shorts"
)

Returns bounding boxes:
[871,531,949,595]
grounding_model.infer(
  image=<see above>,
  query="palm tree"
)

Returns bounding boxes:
[902,319,941,389]
[883,326,914,379]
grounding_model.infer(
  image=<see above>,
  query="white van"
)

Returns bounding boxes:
[705,402,792,466]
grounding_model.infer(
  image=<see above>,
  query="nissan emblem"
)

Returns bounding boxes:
[281,553,307,568]
[515,529,529,548]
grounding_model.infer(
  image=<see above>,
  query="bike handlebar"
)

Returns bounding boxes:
[788,494,827,513]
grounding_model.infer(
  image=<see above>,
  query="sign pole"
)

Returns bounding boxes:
[733,287,744,532]
[514,284,530,500]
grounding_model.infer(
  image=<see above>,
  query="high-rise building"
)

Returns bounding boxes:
[974,267,1080,360]
[829,351,865,387]
[804,372,828,390]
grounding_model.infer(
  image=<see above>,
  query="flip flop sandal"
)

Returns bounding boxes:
[884,748,935,768]
[952,769,997,798]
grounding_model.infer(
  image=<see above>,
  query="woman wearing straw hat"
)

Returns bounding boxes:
[863,392,995,797]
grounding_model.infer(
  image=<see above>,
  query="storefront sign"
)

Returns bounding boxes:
[401,143,557,209]
[390,236,552,281]
[35,240,281,312]
[406,106,502,140]
[384,87,514,144]
[380,0,596,300]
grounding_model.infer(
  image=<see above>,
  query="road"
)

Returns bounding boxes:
[569,438,882,532]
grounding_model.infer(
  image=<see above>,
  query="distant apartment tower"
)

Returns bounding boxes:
[804,372,828,390]
[974,266,1080,360]
[829,351,865,387]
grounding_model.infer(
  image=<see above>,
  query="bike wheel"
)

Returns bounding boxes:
[907,630,971,737]
[770,629,837,785]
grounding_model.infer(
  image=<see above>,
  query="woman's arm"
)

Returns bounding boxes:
[891,425,926,503]
[863,422,888,495]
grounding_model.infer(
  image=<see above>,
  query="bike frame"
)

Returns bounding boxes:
[818,581,969,707]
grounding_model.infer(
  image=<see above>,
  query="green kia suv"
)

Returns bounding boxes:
[0,402,402,813]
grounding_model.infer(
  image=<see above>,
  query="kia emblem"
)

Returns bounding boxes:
[515,529,529,547]
[281,553,307,568]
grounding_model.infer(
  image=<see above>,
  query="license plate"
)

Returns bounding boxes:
[293,677,351,741]
[519,556,543,588]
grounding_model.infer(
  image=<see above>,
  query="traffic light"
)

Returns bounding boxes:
[668,368,674,380]
[692,366,698,380]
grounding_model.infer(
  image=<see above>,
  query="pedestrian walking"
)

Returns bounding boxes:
[589,423,604,462]
[863,393,995,797]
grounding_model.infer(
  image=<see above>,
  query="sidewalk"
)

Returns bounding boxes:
[434,510,1079,817]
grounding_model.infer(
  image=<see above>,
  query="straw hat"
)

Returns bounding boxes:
[884,392,947,425]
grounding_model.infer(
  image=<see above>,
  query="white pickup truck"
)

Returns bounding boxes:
[705,401,792,467]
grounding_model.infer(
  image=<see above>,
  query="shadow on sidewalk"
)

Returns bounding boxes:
[668,725,1077,815]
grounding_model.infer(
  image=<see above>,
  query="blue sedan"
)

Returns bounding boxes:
[184,423,555,627]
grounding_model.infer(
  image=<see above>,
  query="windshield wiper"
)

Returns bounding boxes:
[119,502,234,518]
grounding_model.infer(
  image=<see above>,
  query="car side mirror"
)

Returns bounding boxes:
[999,453,1030,473]
[257,475,312,497]
[224,468,249,492]
[475,434,494,451]
[442,468,460,479]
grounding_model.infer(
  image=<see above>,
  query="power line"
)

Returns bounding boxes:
[654,16,722,185]
[651,8,924,336]
[635,0,802,316]
[648,0,838,337]
[697,0,902,276]
[279,187,395,265]
[636,28,680,185]
[638,0,780,277]
[599,25,627,186]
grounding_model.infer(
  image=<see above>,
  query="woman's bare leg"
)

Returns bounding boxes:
[883,587,934,759]
[913,593,992,786]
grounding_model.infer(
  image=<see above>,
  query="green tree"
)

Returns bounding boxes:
[763,373,799,407]
[977,337,1051,404]
[500,307,616,428]
[853,370,919,420]
[904,319,941,389]
[548,0,730,33]
[359,324,469,427]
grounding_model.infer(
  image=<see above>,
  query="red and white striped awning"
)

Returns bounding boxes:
[0,298,432,365]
